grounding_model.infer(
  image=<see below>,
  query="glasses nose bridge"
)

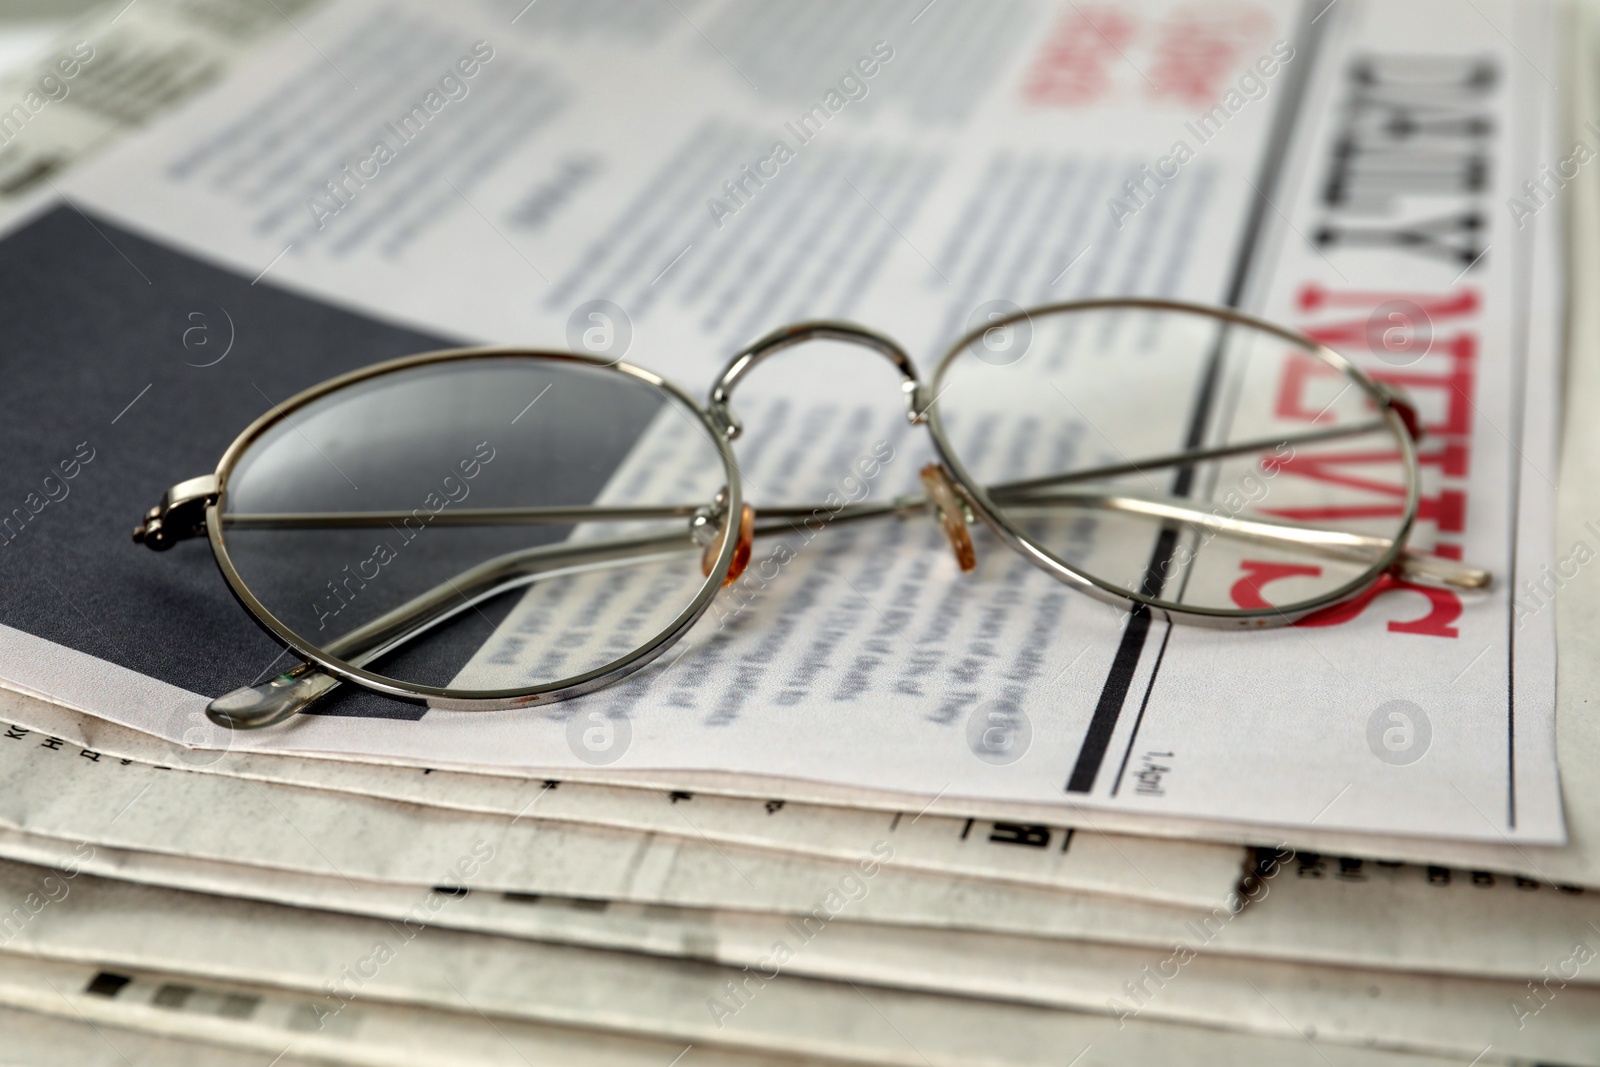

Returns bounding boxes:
[706,320,926,441]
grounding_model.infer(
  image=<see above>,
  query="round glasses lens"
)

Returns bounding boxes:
[929,303,1416,618]
[217,354,732,697]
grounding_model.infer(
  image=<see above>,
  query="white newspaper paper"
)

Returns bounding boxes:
[0,952,1474,1067]
[0,1001,334,1067]
[0,823,1229,960]
[0,858,1590,1064]
[0,697,1251,902]
[0,0,1564,841]
[0,953,820,1067]
[15,651,1600,891]
[0,0,331,206]
[0,716,1242,909]
[3,815,1597,987]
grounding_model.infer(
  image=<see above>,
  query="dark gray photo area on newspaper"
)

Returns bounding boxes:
[0,205,657,720]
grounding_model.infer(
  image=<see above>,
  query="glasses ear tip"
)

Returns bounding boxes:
[207,667,340,729]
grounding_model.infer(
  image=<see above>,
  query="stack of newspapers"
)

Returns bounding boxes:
[0,0,1597,1063]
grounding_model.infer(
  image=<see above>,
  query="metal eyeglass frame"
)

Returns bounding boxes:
[134,297,1490,730]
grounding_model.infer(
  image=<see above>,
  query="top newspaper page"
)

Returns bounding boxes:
[0,0,1566,842]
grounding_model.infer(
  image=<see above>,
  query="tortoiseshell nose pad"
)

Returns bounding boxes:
[701,503,756,586]
[919,463,976,573]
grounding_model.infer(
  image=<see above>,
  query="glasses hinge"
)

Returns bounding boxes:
[708,401,742,441]
[133,474,218,551]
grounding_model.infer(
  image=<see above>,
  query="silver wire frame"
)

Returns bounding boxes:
[203,348,744,717]
[140,299,1465,726]
[924,298,1423,627]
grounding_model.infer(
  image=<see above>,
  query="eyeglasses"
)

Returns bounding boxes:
[135,297,1489,730]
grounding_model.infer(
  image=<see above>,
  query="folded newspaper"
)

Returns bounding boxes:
[0,0,1592,1064]
[0,0,1567,847]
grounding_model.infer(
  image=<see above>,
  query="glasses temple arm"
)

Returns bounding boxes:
[987,488,1488,590]
[221,505,701,531]
[757,486,1484,588]
[208,529,699,729]
[981,419,1390,495]
[208,494,939,730]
